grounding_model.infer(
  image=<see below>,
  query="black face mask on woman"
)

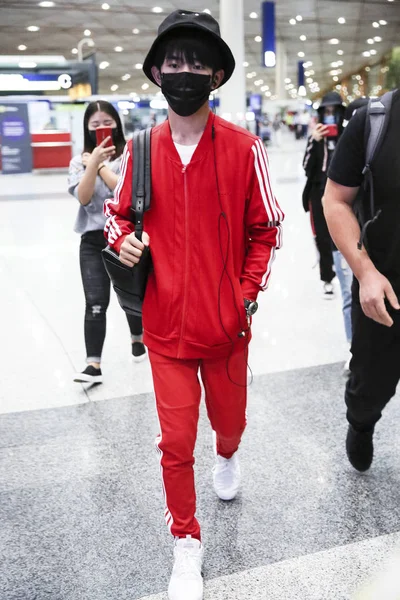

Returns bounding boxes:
[161,72,213,117]
[88,128,119,147]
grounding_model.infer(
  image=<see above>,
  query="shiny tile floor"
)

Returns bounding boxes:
[1,132,399,600]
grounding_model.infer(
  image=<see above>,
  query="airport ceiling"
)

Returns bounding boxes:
[0,0,399,98]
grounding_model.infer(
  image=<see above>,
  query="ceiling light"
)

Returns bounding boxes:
[84,29,91,36]
[243,61,249,67]
[18,61,37,68]
[337,49,344,55]
[328,38,340,44]
[370,49,377,55]
[296,15,303,21]
[26,26,40,32]
[261,85,269,91]
[249,12,258,19]
[298,51,305,57]
[372,22,380,28]
[374,36,382,42]
[284,78,291,83]
[114,46,123,52]
[333,76,339,82]
[102,2,110,9]
[203,9,211,15]
[362,51,371,57]
[142,83,150,90]
[152,6,163,13]
[135,63,143,69]
[38,1,55,6]
[338,17,346,24]
[18,45,27,51]
[300,35,307,41]
[289,18,296,25]
[111,84,119,91]
[379,20,387,25]
[132,28,140,34]
[254,36,262,42]
[122,74,131,81]
[306,77,313,83]
[367,38,374,44]
[303,61,313,68]
[71,48,78,54]
[99,61,110,69]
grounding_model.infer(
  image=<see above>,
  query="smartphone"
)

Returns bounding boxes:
[325,124,338,138]
[95,126,113,147]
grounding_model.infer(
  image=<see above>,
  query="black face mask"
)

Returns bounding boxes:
[88,128,119,146]
[161,72,213,117]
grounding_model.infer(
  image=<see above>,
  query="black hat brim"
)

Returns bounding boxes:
[143,23,235,88]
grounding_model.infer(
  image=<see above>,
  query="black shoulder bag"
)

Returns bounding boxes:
[102,128,152,317]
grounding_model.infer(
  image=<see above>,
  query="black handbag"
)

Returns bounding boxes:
[102,128,152,317]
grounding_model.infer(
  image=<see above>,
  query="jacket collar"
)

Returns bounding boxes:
[159,111,215,164]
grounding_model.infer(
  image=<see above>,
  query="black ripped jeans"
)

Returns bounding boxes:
[80,230,142,363]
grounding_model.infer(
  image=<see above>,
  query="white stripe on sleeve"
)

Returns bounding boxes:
[104,143,130,218]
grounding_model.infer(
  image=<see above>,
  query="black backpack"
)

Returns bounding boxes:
[102,128,152,317]
[357,90,395,251]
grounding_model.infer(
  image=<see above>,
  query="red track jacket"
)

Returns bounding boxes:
[104,113,284,359]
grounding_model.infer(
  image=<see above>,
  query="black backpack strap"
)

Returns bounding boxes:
[131,128,152,241]
[364,91,393,171]
[358,91,394,250]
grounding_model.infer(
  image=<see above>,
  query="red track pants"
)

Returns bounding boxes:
[149,348,248,541]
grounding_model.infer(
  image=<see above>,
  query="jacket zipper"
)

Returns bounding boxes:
[178,165,189,357]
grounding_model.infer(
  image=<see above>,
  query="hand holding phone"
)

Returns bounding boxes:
[87,133,116,169]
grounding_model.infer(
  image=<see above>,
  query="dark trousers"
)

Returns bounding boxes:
[309,184,335,283]
[346,281,400,430]
[80,230,142,362]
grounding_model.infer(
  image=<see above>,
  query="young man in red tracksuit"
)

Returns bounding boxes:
[104,10,284,600]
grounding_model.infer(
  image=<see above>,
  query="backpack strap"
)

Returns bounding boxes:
[358,91,394,250]
[364,91,393,171]
[131,128,152,242]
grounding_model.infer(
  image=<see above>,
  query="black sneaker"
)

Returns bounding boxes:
[132,341,147,363]
[73,365,103,384]
[346,424,374,472]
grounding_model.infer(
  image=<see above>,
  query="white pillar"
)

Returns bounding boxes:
[219,0,246,125]
[275,39,287,100]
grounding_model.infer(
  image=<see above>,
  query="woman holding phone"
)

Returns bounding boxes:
[68,100,146,384]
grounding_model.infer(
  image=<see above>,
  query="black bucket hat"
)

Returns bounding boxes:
[143,9,235,88]
[318,91,344,109]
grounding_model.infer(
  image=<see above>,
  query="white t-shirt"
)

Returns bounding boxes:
[174,142,198,166]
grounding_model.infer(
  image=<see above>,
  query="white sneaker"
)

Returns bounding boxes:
[212,453,241,501]
[168,536,204,600]
[323,282,335,300]
[343,351,352,376]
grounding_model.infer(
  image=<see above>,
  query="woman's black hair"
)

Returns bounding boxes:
[154,29,223,74]
[83,100,125,157]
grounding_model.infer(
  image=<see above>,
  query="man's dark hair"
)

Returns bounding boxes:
[154,30,223,74]
[83,100,125,157]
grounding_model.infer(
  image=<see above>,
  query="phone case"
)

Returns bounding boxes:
[96,127,113,147]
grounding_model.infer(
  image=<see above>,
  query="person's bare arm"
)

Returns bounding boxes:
[324,178,399,327]
[76,137,116,205]
[98,164,119,191]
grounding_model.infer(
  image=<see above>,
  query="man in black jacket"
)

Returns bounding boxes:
[324,90,400,472]
[303,92,345,298]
